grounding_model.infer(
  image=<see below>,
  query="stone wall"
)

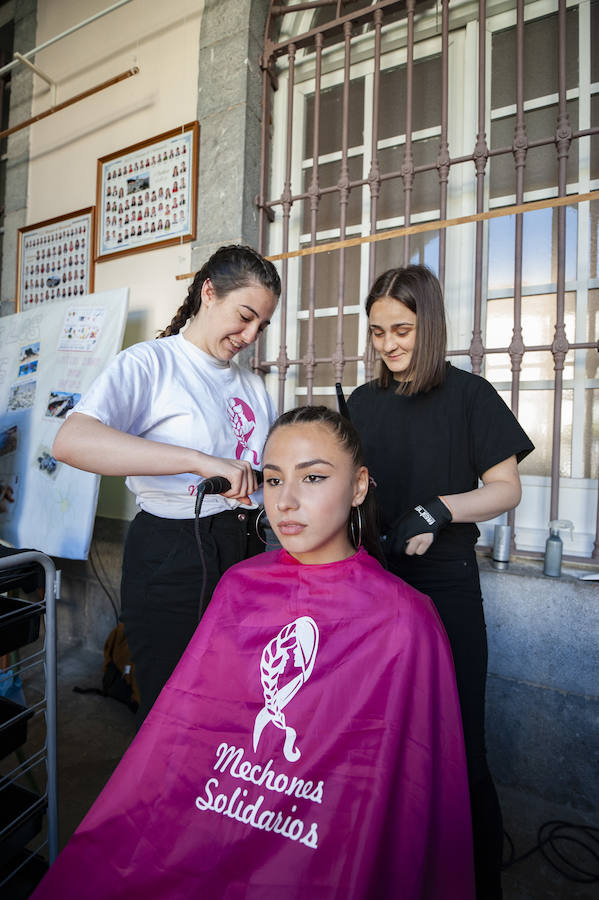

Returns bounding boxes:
[482,558,599,814]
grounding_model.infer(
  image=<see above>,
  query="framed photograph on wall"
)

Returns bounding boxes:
[96,121,199,262]
[16,207,95,312]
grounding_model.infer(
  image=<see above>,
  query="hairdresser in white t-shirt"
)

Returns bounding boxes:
[53,245,280,721]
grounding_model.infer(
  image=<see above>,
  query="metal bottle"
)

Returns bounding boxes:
[543,519,574,577]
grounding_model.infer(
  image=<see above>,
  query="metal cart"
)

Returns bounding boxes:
[0,550,59,892]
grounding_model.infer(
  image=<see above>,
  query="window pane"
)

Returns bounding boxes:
[587,290,599,378]
[592,0,599,84]
[490,101,579,199]
[486,210,577,296]
[584,388,599,479]
[516,388,573,477]
[298,313,360,387]
[299,242,361,310]
[302,155,364,231]
[485,352,511,384]
[485,294,576,378]
[378,56,442,142]
[372,229,439,278]
[491,8,579,109]
[591,201,599,280]
[377,138,439,220]
[488,216,515,292]
[304,79,365,159]
[521,206,578,286]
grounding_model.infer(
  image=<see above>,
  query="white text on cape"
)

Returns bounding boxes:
[195,778,319,849]
[214,742,324,804]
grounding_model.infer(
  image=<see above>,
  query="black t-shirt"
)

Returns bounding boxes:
[347,363,534,556]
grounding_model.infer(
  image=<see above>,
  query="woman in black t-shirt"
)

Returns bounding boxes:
[348,265,534,900]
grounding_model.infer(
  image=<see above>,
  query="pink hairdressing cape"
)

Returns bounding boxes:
[32,547,474,900]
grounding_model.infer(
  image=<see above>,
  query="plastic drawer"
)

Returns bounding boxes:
[0,596,42,655]
[0,698,34,760]
[0,784,47,867]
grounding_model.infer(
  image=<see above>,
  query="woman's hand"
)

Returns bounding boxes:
[404,533,434,556]
[196,456,258,506]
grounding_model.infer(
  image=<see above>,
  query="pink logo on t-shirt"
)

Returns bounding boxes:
[227,397,259,464]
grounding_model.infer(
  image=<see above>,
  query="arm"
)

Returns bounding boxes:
[52,412,258,503]
[404,455,521,556]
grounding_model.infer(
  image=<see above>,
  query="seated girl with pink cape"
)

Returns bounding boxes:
[32,406,475,899]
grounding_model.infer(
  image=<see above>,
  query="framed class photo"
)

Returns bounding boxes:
[16,207,95,312]
[96,121,199,262]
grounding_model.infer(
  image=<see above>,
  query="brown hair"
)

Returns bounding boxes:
[265,406,384,565]
[158,244,281,338]
[365,264,447,395]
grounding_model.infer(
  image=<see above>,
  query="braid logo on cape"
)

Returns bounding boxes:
[195,616,322,850]
[31,548,475,900]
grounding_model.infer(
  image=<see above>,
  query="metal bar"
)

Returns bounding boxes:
[253,39,275,375]
[365,7,383,381]
[271,1,341,13]
[470,0,488,375]
[437,0,450,289]
[305,32,324,402]
[507,0,527,547]
[277,43,297,411]
[402,0,416,265]
[0,0,134,78]
[333,21,353,384]
[269,0,404,58]
[0,67,139,142]
[549,0,573,521]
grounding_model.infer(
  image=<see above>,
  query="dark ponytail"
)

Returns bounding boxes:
[158,244,281,338]
[265,405,385,565]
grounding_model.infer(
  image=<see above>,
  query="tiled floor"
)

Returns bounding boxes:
[6,642,599,899]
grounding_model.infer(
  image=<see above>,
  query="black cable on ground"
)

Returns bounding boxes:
[503,821,599,884]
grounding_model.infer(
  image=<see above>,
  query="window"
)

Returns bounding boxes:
[258,0,599,557]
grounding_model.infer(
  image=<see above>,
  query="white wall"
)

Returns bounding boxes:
[26,0,204,517]
[28,0,202,338]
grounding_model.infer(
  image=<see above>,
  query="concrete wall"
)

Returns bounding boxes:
[481,558,599,814]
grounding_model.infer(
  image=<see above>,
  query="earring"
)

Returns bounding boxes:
[350,505,363,549]
[255,507,268,545]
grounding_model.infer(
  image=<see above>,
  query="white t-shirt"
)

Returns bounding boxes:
[73,333,276,518]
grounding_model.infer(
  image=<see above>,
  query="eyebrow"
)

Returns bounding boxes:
[263,458,334,472]
[369,321,415,329]
[241,304,271,326]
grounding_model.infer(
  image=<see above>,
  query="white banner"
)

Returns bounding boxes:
[0,289,129,558]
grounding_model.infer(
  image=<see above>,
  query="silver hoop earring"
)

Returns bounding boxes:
[350,505,363,549]
[255,507,268,545]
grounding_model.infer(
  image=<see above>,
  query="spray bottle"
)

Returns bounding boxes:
[543,520,574,577]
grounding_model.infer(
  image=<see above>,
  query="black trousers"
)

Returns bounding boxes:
[120,508,264,724]
[388,550,503,900]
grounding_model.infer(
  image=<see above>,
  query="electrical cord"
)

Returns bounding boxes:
[503,821,599,884]
[194,472,264,619]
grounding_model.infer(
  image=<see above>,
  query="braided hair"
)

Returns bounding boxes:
[265,405,384,565]
[158,244,281,338]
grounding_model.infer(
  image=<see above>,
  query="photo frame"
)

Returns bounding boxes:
[16,207,95,312]
[96,121,199,262]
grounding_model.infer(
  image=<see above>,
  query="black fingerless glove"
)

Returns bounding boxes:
[389,497,453,555]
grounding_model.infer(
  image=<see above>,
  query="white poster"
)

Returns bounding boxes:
[0,289,129,559]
